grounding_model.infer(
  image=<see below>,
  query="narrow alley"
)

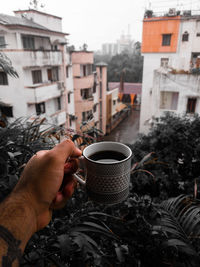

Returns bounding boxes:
[103,110,140,145]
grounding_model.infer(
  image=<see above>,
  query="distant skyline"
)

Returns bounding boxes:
[1,0,200,51]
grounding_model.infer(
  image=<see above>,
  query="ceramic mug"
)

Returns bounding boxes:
[73,141,132,205]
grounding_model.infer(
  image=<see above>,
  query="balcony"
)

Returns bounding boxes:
[51,110,66,126]
[21,50,62,68]
[25,82,63,103]
[74,74,94,89]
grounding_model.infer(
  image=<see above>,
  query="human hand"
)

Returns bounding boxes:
[13,139,82,231]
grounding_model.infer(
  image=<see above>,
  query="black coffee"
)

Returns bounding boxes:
[89,150,126,163]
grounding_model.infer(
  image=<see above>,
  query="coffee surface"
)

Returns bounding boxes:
[89,150,126,163]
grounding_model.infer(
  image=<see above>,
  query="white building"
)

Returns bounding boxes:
[0,9,76,130]
[140,9,200,133]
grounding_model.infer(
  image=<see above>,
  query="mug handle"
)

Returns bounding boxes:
[73,173,86,186]
[73,156,86,186]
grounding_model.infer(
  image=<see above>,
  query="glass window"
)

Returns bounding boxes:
[32,70,42,84]
[0,106,13,117]
[187,98,197,114]
[0,36,6,48]
[162,34,172,46]
[22,35,35,49]
[57,97,61,110]
[182,32,189,42]
[0,72,8,85]
[35,102,45,115]
[68,93,71,103]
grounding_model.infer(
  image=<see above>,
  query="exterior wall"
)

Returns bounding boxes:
[14,10,62,32]
[71,52,93,65]
[0,12,73,128]
[71,51,95,131]
[151,71,200,118]
[142,16,180,53]
[140,15,200,133]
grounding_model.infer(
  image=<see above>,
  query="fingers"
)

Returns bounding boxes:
[51,139,82,163]
[64,158,79,174]
[51,177,76,210]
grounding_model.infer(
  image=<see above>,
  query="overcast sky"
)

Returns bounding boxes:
[2,0,200,51]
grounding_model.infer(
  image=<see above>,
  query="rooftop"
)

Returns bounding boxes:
[144,8,200,20]
[14,9,62,20]
[108,82,142,95]
[0,13,68,35]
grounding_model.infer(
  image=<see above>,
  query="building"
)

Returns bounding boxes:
[140,9,200,133]
[0,10,75,129]
[108,82,142,107]
[106,86,128,134]
[71,53,107,134]
[102,27,134,56]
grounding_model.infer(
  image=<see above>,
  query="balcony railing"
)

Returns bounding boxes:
[25,82,62,103]
[21,50,62,68]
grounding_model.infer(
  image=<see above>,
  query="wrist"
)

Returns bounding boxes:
[0,192,37,249]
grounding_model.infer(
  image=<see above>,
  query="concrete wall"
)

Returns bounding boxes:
[140,17,200,133]
[14,10,63,33]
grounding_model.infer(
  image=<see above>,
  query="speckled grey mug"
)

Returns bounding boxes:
[73,141,132,205]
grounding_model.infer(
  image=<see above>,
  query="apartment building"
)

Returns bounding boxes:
[71,53,107,134]
[106,86,129,134]
[140,9,200,133]
[0,9,75,129]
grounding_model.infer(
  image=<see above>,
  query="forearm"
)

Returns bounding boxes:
[0,192,37,266]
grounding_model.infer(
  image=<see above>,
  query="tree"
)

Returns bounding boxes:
[131,112,200,198]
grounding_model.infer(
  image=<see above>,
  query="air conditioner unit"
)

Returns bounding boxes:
[168,8,176,16]
[57,82,64,90]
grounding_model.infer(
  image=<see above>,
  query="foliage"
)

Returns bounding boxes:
[1,118,200,266]
[94,47,143,83]
[0,52,18,78]
[130,112,200,199]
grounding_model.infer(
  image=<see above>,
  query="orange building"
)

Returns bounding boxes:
[142,16,181,53]
[140,9,200,134]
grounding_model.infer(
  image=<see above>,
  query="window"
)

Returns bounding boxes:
[66,66,69,78]
[0,36,6,48]
[81,88,93,100]
[68,93,71,103]
[93,104,97,113]
[160,92,179,110]
[69,118,72,127]
[22,35,35,49]
[83,65,86,76]
[162,34,172,46]
[100,82,102,99]
[52,67,59,81]
[47,69,52,81]
[161,58,169,68]
[32,70,42,84]
[35,102,45,115]
[182,31,189,42]
[93,82,96,93]
[47,67,59,82]
[57,97,61,111]
[0,105,13,117]
[0,72,8,85]
[187,98,197,114]
[82,110,93,121]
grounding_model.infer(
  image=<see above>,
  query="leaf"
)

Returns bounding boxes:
[57,234,71,258]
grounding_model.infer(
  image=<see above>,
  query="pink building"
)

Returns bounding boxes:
[71,52,107,134]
